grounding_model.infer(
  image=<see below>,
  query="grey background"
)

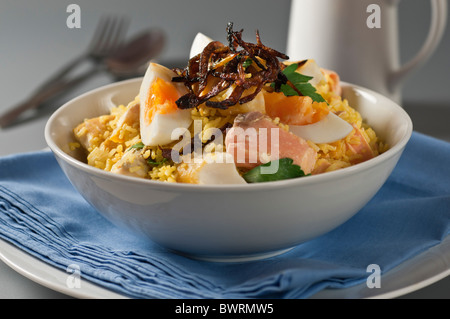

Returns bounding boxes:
[0,0,449,299]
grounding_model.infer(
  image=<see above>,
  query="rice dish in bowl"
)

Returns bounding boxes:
[45,25,412,261]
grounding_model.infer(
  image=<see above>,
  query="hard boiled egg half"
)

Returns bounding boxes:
[177,151,247,185]
[189,32,213,59]
[296,59,326,87]
[139,63,192,146]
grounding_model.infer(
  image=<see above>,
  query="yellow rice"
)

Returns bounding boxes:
[73,75,387,182]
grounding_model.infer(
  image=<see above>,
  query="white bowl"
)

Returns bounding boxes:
[45,78,413,262]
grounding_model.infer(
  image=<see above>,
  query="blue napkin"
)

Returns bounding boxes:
[0,131,449,299]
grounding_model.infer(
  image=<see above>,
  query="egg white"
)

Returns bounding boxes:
[189,32,214,59]
[295,59,326,87]
[139,63,192,146]
[289,112,353,144]
[198,152,247,184]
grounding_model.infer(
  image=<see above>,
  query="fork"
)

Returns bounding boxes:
[36,16,130,91]
[0,16,129,128]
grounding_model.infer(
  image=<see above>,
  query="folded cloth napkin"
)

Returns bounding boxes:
[0,131,449,299]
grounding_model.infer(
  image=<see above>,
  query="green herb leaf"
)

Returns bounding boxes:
[129,142,145,150]
[284,68,313,84]
[277,84,299,96]
[147,158,168,166]
[243,158,309,183]
[277,63,326,103]
[295,83,327,103]
[242,58,253,68]
[281,63,298,75]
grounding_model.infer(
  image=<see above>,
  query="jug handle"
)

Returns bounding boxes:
[389,0,447,89]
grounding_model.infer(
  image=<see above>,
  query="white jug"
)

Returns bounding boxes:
[286,0,447,104]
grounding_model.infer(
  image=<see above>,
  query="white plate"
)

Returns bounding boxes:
[1,236,449,299]
[0,238,126,299]
[312,235,450,299]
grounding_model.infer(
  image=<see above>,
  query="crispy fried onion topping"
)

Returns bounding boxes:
[172,22,289,110]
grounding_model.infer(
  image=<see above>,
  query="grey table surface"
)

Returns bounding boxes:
[0,0,449,299]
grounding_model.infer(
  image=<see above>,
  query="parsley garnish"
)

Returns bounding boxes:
[273,63,326,103]
[147,158,168,166]
[128,142,145,151]
[242,58,253,68]
[243,158,310,183]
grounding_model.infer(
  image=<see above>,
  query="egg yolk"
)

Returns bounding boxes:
[264,91,329,126]
[144,78,181,124]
